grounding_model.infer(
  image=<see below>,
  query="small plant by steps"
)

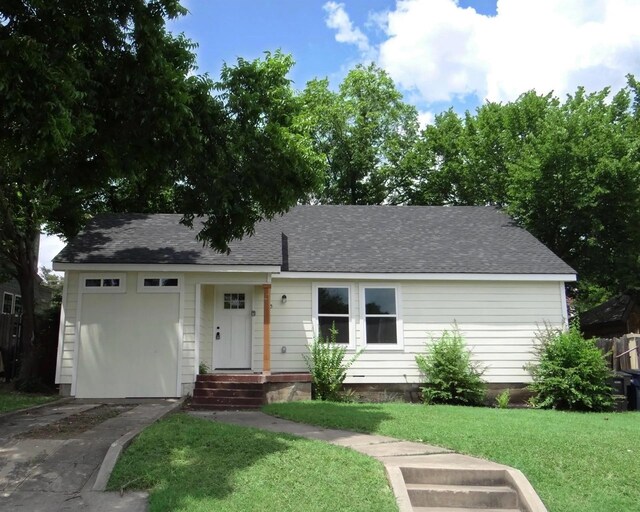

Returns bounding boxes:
[303,324,362,401]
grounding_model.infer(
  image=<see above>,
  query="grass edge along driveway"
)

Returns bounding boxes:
[0,389,58,414]
[108,413,398,512]
[264,401,640,512]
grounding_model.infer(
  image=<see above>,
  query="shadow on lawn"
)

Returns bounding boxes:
[265,401,395,434]
[115,416,298,509]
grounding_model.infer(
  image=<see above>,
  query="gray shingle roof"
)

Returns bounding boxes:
[54,206,576,275]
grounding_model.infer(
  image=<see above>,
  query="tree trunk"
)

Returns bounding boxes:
[16,235,39,388]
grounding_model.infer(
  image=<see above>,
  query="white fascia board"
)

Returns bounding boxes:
[52,262,282,274]
[275,272,577,282]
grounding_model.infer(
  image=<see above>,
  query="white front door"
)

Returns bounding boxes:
[213,286,252,369]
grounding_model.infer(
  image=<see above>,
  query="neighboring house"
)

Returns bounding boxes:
[580,292,640,339]
[0,278,22,316]
[0,276,52,316]
[52,206,576,399]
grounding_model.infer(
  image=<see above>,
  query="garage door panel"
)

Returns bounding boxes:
[77,293,179,398]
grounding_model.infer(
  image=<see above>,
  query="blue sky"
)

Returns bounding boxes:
[39,0,640,268]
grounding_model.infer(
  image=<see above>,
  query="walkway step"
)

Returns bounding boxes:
[414,508,521,512]
[402,467,507,486]
[406,483,518,509]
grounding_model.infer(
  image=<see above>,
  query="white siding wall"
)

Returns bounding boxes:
[57,271,568,394]
[57,271,79,384]
[269,278,566,384]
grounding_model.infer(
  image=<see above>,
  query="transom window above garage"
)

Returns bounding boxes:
[138,275,181,293]
[82,274,126,293]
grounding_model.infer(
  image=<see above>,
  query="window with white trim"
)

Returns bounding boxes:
[138,275,180,293]
[13,295,22,315]
[2,292,13,314]
[316,286,350,344]
[82,274,126,293]
[363,287,399,345]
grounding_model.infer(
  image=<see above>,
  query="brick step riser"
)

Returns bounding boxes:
[193,389,265,398]
[407,488,518,509]
[401,468,507,486]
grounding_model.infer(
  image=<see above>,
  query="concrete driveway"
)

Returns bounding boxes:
[0,399,178,511]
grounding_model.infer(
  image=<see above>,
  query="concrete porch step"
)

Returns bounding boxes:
[190,403,263,410]
[197,374,264,383]
[192,396,264,406]
[406,483,518,509]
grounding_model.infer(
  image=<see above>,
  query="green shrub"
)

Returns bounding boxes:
[526,324,613,411]
[303,324,362,401]
[198,361,210,375]
[495,389,511,409]
[415,328,486,406]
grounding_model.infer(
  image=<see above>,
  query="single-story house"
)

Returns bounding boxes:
[52,206,576,399]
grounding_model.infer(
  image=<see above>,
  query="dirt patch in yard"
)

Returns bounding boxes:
[17,404,134,439]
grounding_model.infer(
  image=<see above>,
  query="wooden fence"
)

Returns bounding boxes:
[0,313,22,381]
[596,334,640,371]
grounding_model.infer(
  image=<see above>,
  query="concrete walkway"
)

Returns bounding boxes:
[190,410,546,512]
[0,399,180,511]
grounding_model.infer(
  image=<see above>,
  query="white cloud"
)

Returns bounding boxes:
[331,0,640,104]
[417,110,435,129]
[38,233,65,271]
[323,2,374,58]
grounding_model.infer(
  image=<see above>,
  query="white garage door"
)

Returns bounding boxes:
[76,292,179,398]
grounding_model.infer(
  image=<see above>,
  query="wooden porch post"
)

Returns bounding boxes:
[263,284,271,374]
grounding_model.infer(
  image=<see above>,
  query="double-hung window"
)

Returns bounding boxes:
[2,292,13,314]
[362,286,402,347]
[314,285,352,346]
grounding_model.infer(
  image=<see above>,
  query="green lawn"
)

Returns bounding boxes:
[264,401,640,512]
[0,389,58,414]
[108,413,398,512]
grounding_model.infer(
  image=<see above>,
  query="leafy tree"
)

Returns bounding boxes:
[0,1,320,387]
[395,79,640,310]
[301,64,418,204]
[39,267,63,308]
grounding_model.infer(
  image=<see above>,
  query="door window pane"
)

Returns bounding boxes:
[85,279,101,287]
[224,293,246,310]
